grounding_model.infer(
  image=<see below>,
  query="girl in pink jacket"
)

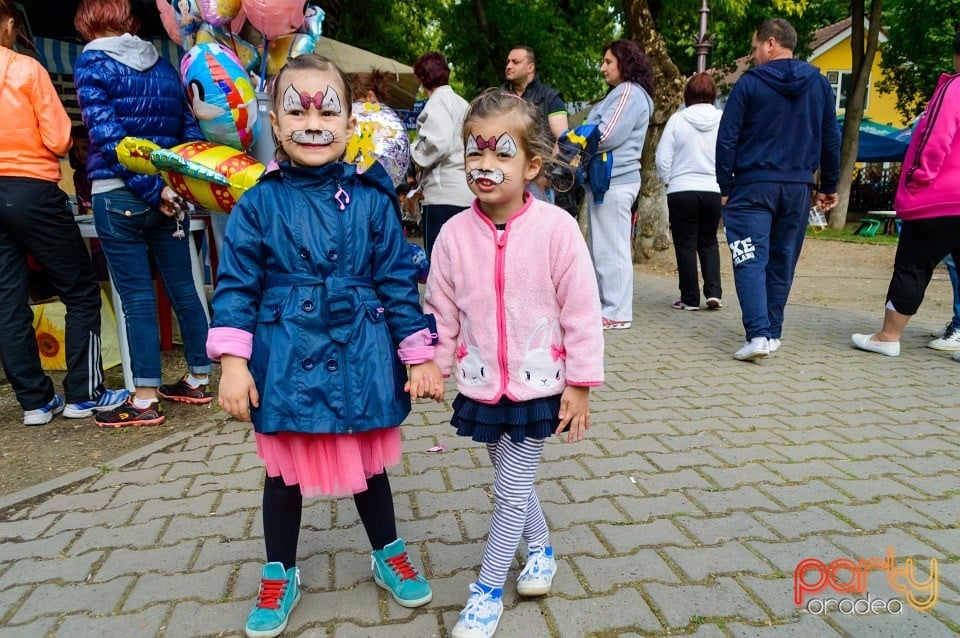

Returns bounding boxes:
[424,90,604,638]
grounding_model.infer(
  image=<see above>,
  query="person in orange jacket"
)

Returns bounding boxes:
[0,0,128,425]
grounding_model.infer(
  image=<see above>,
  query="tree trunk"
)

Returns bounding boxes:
[830,0,884,229]
[624,0,684,263]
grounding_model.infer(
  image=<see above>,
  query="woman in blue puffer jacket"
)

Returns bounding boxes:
[73,0,211,427]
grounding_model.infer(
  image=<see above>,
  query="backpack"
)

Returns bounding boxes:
[552,124,613,205]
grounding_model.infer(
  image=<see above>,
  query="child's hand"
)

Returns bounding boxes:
[218,355,260,422]
[556,385,591,442]
[405,362,445,402]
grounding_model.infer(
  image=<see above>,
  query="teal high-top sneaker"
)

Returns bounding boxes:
[245,562,300,638]
[371,538,433,607]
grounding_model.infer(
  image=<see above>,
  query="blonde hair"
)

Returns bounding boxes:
[462,89,559,182]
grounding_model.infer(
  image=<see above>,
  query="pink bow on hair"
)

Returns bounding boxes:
[551,345,567,361]
[474,136,498,151]
[456,342,469,362]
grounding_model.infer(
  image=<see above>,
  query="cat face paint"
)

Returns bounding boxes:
[465,132,519,185]
[270,69,353,167]
[463,121,540,222]
[281,83,343,115]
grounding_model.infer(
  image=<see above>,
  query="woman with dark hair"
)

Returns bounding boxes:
[73,0,212,427]
[410,51,473,259]
[656,72,723,311]
[584,39,655,330]
[0,0,128,425]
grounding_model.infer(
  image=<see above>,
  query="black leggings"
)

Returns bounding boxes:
[263,471,398,570]
[887,216,960,315]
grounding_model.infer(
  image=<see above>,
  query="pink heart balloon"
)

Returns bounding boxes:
[240,0,306,40]
[155,0,182,46]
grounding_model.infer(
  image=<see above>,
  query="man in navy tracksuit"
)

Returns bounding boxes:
[717,18,841,361]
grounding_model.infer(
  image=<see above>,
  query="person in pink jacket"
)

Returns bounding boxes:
[424,90,604,638]
[852,34,960,359]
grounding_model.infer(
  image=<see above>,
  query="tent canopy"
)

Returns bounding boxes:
[838,116,909,162]
[313,37,419,110]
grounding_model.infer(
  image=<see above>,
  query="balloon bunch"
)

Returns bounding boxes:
[142,2,328,211]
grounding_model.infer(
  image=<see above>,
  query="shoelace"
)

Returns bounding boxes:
[462,584,500,622]
[255,578,288,609]
[519,551,551,579]
[385,551,419,580]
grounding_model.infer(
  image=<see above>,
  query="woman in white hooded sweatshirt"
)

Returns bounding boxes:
[656,73,724,311]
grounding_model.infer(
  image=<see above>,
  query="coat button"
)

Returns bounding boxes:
[302,300,315,311]
[302,358,315,370]
[327,249,338,261]
[298,247,310,259]
[326,359,338,371]
[124,210,132,217]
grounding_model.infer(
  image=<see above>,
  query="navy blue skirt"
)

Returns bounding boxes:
[451,393,561,443]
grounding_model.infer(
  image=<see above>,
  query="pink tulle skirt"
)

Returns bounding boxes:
[255,427,402,498]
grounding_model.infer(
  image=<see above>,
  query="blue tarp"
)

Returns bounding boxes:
[850,128,909,162]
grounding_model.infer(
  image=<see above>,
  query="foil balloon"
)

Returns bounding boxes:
[181,42,260,151]
[172,0,203,49]
[299,5,324,38]
[117,137,265,213]
[344,102,411,188]
[156,0,182,46]
[265,33,317,77]
[198,0,242,28]
[195,23,261,73]
[240,0,306,40]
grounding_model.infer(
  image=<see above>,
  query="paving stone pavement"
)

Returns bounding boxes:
[1,272,958,638]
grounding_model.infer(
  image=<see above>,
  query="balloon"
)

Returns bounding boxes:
[172,0,203,49]
[264,33,316,78]
[241,0,306,40]
[300,5,324,38]
[198,0,242,28]
[344,101,411,188]
[181,42,260,151]
[195,23,261,73]
[116,137,265,213]
[156,0,182,46]
[230,7,246,33]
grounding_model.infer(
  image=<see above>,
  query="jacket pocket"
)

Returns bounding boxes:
[103,194,151,218]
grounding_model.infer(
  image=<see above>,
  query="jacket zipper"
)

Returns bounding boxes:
[495,228,509,397]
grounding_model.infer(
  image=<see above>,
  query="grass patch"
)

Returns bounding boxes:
[806,223,899,245]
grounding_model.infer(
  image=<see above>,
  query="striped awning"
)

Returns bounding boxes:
[34,36,182,75]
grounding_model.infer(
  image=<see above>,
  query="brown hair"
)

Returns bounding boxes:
[683,73,717,106]
[413,51,450,90]
[351,69,391,103]
[462,89,558,183]
[269,54,353,163]
[755,18,798,51]
[74,0,140,41]
[0,0,35,51]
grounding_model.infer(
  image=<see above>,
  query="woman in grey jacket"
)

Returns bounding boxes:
[585,40,654,330]
[410,52,474,259]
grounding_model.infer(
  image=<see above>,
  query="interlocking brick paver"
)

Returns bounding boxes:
[2,272,957,636]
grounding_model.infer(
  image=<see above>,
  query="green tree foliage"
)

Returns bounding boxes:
[878,0,960,120]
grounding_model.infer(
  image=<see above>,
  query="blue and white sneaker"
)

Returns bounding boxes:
[23,394,65,426]
[451,583,504,638]
[245,562,300,638]
[516,546,557,596]
[64,388,130,419]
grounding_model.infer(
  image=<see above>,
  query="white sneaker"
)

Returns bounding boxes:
[23,394,64,426]
[768,338,781,353]
[931,321,952,338]
[452,583,504,638]
[851,333,900,356]
[516,546,557,596]
[927,324,960,351]
[706,297,722,310]
[734,337,769,361]
[953,351,960,362]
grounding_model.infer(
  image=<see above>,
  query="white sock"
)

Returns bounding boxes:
[186,374,207,388]
[133,397,158,409]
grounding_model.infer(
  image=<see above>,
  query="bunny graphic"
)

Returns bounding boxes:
[520,318,565,389]
[457,319,490,386]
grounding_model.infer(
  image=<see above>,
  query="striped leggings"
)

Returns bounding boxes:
[477,434,549,589]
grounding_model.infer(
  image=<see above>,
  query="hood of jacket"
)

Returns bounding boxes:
[747,58,821,99]
[83,34,158,71]
[679,103,722,132]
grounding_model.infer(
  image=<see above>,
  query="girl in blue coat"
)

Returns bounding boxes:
[206,54,444,638]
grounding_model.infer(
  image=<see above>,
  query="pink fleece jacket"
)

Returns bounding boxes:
[894,73,960,220]
[424,195,604,403]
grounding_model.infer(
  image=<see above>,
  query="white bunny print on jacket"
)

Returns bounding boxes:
[456,319,491,387]
[520,318,566,390]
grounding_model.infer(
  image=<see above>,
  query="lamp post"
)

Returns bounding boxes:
[693,0,713,73]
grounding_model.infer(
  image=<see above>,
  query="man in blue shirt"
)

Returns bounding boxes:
[717,18,841,361]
